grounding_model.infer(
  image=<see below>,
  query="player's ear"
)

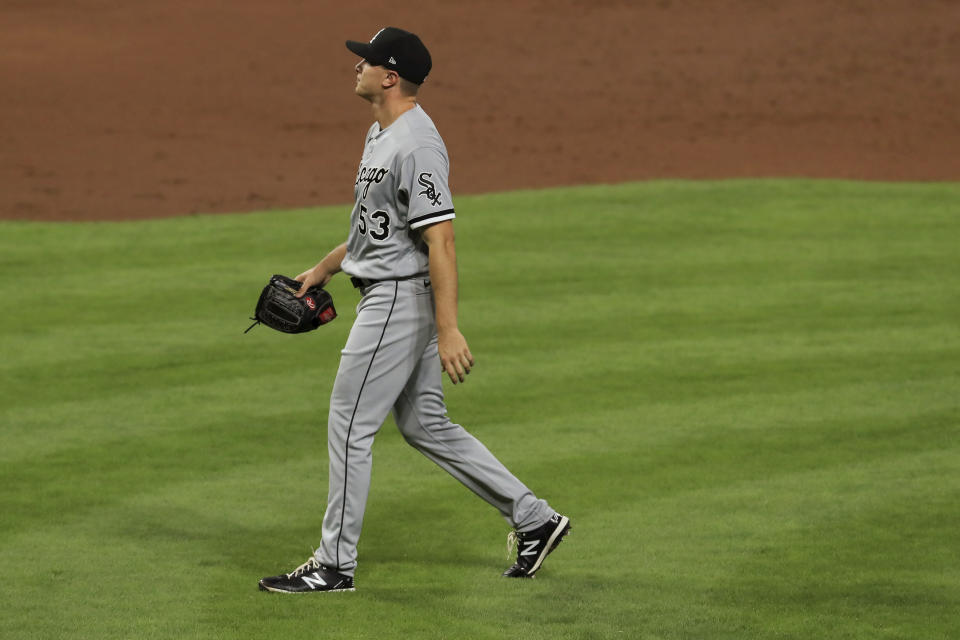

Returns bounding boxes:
[382,70,399,90]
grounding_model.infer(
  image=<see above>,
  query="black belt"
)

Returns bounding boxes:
[350,274,429,289]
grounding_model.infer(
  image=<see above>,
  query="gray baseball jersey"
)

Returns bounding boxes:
[313,105,555,578]
[340,105,456,281]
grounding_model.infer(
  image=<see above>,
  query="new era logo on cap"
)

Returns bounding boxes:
[346,27,432,85]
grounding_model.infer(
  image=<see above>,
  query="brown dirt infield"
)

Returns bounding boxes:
[2,1,958,222]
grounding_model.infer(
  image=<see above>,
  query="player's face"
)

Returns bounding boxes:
[354,59,383,99]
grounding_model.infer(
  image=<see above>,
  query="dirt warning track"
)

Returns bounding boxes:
[2,1,958,221]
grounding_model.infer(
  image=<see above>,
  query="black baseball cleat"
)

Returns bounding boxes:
[259,556,355,593]
[502,513,571,578]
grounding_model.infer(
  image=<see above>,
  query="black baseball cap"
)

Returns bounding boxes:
[346,27,432,85]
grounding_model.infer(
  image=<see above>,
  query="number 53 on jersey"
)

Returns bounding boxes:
[357,204,390,241]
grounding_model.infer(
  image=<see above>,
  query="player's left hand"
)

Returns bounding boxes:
[438,328,474,384]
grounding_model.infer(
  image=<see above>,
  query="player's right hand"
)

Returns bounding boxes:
[294,266,332,297]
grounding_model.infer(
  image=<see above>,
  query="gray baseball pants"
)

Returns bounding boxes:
[313,278,554,576]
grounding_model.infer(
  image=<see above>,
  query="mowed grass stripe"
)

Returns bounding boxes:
[1,179,958,639]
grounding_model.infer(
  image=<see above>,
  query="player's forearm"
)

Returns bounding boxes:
[427,236,459,332]
[317,242,348,277]
[298,242,347,289]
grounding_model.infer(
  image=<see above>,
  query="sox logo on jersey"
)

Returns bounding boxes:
[417,172,442,206]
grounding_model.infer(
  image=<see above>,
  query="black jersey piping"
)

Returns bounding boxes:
[408,208,455,227]
[334,281,400,570]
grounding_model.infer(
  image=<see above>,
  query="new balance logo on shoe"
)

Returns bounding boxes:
[519,540,540,556]
[301,572,328,588]
[259,556,356,593]
[502,514,571,578]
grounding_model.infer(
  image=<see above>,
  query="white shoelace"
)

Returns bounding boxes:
[506,531,519,559]
[286,555,321,578]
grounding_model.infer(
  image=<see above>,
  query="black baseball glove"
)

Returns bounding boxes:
[244,274,336,334]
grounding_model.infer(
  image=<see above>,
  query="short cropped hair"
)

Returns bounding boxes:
[398,77,420,97]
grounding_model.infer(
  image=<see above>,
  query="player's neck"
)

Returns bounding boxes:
[371,96,418,130]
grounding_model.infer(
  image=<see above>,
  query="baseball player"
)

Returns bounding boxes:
[258,27,570,594]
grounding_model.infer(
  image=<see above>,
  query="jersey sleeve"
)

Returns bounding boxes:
[398,146,456,230]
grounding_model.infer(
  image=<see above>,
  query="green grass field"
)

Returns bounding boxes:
[1,180,958,639]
